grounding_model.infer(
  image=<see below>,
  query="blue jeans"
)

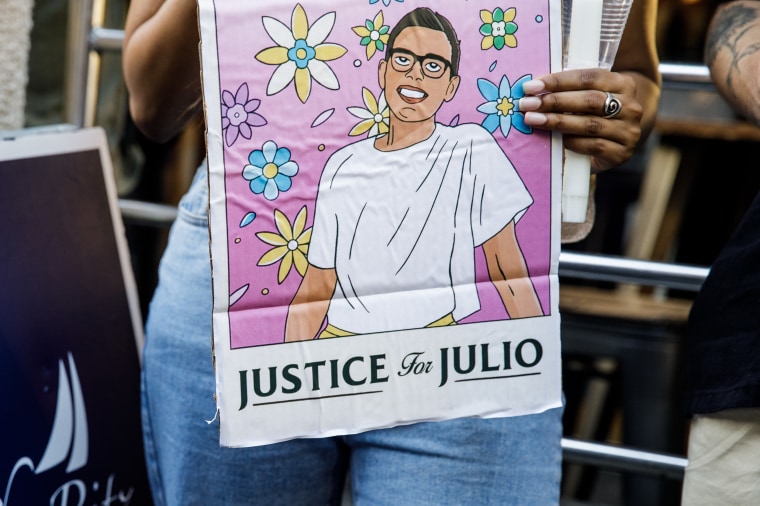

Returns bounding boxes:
[141,166,563,505]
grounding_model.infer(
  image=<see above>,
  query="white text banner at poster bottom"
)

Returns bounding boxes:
[216,315,561,447]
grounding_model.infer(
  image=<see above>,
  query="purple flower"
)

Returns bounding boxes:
[222,83,267,146]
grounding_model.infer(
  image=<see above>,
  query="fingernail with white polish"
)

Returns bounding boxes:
[518,96,542,111]
[523,112,548,126]
[521,79,546,95]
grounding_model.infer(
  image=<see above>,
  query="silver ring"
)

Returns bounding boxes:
[602,92,622,119]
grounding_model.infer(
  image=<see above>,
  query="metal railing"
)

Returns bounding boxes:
[119,199,177,227]
[69,0,705,482]
[657,62,712,85]
[562,438,688,480]
[559,251,707,292]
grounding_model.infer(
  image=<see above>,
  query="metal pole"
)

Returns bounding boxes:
[64,0,96,127]
[559,251,709,292]
[119,199,178,227]
[562,437,688,480]
[90,27,125,52]
[659,63,713,85]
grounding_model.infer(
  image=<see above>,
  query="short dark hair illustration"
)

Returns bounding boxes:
[385,7,461,76]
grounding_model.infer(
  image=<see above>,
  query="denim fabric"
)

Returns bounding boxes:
[141,165,563,506]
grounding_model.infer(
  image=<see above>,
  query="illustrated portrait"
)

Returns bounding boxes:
[208,1,555,348]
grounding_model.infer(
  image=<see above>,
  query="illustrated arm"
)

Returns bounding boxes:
[482,221,544,319]
[285,265,337,342]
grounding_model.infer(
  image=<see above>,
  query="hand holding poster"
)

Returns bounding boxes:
[198,0,563,447]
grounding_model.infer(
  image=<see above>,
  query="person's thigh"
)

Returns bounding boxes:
[141,169,348,505]
[347,408,563,506]
[682,408,760,506]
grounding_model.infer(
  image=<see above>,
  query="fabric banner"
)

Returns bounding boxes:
[0,127,152,505]
[199,0,563,447]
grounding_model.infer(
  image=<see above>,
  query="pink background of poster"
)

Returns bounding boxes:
[208,0,556,348]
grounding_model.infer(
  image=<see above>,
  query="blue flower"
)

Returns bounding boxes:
[476,74,532,138]
[369,0,403,6]
[287,39,317,69]
[243,140,299,201]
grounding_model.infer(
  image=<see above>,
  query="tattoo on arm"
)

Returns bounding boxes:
[705,3,760,107]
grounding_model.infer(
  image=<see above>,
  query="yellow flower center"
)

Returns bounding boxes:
[263,162,279,179]
[296,48,307,60]
[496,97,514,116]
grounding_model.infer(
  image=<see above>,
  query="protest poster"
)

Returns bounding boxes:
[198,0,563,447]
[0,127,153,505]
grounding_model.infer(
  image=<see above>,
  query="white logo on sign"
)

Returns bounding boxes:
[2,352,135,506]
[2,352,89,505]
[36,352,90,474]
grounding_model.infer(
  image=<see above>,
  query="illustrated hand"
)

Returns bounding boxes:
[518,68,643,173]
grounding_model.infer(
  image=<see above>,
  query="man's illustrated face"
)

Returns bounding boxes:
[379,26,460,123]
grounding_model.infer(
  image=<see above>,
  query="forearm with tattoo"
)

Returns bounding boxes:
[705,1,760,125]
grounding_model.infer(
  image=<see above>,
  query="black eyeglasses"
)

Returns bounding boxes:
[388,49,452,79]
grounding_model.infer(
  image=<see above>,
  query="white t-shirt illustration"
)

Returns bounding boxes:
[308,123,533,334]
